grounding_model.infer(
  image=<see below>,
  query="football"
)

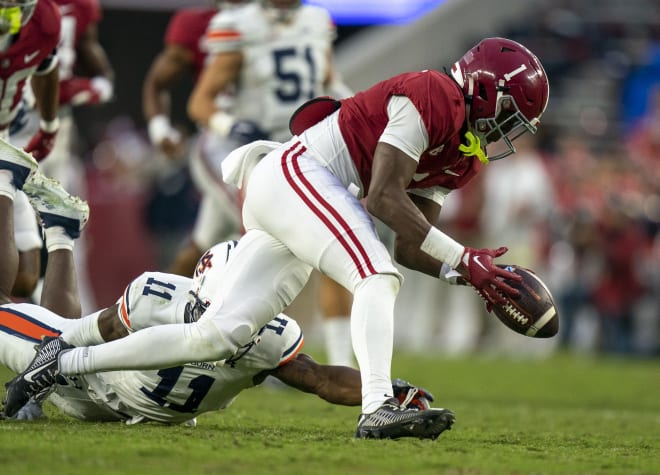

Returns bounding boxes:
[489,265,559,338]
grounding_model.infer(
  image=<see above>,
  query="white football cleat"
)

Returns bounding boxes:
[22,173,90,238]
[0,138,39,189]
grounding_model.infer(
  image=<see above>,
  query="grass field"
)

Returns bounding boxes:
[1,351,658,475]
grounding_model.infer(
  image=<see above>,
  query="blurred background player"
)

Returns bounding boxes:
[13,0,114,191]
[11,0,114,313]
[142,0,245,278]
[46,0,114,192]
[0,0,61,300]
[188,0,356,367]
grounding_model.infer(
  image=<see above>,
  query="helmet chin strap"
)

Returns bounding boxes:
[0,33,12,53]
[463,73,475,134]
[460,74,489,164]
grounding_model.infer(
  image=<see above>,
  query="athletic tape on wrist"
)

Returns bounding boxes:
[40,117,60,133]
[148,115,179,145]
[209,111,235,137]
[420,226,464,269]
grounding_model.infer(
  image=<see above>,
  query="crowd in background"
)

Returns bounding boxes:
[486,0,659,356]
[65,1,659,358]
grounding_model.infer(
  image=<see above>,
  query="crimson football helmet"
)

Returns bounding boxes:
[450,37,550,160]
[0,0,38,52]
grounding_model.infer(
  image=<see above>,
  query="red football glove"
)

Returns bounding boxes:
[459,246,521,305]
[392,378,434,411]
[24,128,57,162]
[59,77,113,106]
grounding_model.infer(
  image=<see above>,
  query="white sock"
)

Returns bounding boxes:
[351,274,400,414]
[45,226,74,252]
[0,170,16,200]
[59,310,105,346]
[59,319,229,375]
[323,317,354,367]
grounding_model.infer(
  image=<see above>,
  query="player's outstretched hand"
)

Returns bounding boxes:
[458,246,522,305]
[12,399,46,420]
[25,128,57,162]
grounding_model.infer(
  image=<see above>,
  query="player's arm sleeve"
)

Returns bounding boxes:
[203,11,245,54]
[378,95,429,162]
[164,10,195,50]
[242,315,305,376]
[116,272,189,332]
[279,327,305,366]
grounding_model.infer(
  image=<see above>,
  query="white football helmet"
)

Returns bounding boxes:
[0,0,38,52]
[211,0,252,10]
[185,240,239,323]
[261,0,301,22]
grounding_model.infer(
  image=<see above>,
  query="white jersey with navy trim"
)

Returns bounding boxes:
[205,3,335,140]
[0,289,304,425]
[96,312,303,424]
[116,272,192,333]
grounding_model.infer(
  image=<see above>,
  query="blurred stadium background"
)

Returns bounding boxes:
[70,0,659,359]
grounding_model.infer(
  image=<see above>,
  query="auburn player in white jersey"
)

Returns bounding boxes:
[0,149,436,426]
[189,0,356,369]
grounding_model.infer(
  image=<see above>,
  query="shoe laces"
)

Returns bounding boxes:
[399,387,420,409]
[360,399,421,427]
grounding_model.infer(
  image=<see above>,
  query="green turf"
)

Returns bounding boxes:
[1,351,658,475]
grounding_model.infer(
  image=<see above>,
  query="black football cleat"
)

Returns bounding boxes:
[2,337,73,418]
[355,397,455,440]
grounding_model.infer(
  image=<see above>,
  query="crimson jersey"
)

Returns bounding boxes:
[56,0,102,80]
[0,0,61,127]
[165,8,217,81]
[338,70,482,193]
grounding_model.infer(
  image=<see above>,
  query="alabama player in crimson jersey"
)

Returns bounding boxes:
[13,0,114,189]
[0,0,61,299]
[38,0,114,189]
[8,0,112,312]
[6,37,548,440]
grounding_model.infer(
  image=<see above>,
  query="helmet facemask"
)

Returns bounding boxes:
[471,86,540,161]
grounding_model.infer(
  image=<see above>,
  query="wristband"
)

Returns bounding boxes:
[90,76,114,102]
[439,262,465,285]
[148,114,180,145]
[40,117,60,133]
[420,226,464,269]
[209,110,235,137]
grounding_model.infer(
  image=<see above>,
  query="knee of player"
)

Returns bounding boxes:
[354,273,402,296]
[189,317,251,361]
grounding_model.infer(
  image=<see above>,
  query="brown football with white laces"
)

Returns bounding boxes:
[490,265,559,338]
